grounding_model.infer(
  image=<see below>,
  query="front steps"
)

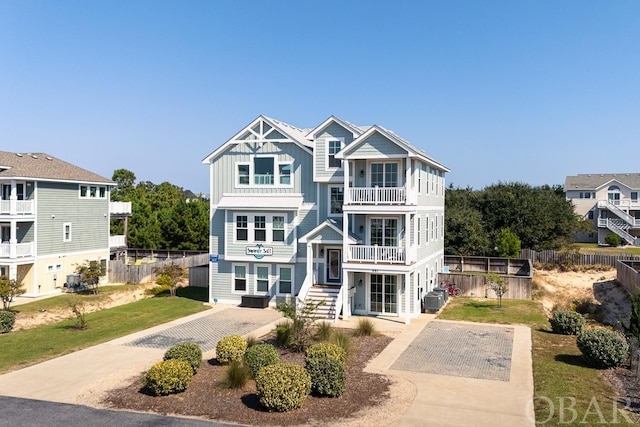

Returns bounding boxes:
[305,285,340,320]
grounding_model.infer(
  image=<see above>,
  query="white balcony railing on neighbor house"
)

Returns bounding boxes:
[109,235,126,248]
[110,201,132,216]
[0,242,34,258]
[0,200,35,215]
[348,245,405,263]
[348,187,406,205]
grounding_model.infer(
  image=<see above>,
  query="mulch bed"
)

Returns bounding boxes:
[602,364,640,415]
[102,332,394,426]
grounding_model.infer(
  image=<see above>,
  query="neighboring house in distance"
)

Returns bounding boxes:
[0,151,131,297]
[565,173,640,246]
[202,115,449,324]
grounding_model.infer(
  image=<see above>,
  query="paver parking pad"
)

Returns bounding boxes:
[391,320,514,381]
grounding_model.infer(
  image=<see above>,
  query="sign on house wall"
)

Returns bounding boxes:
[246,244,273,259]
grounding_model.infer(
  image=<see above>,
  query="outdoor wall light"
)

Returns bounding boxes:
[358,279,363,287]
[320,248,324,256]
[359,225,364,233]
[359,170,364,178]
[51,214,55,219]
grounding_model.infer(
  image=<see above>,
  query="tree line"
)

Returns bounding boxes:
[445,182,585,256]
[110,169,209,250]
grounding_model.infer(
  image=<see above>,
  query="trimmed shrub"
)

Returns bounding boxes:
[305,342,346,367]
[145,359,193,396]
[577,328,629,369]
[549,310,585,335]
[164,342,202,373]
[255,363,311,412]
[222,361,251,389]
[275,321,293,348]
[216,334,247,365]
[353,317,376,337]
[244,343,280,377]
[0,310,15,333]
[605,233,621,247]
[306,356,346,397]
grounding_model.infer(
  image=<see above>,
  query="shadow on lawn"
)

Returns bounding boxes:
[555,353,589,367]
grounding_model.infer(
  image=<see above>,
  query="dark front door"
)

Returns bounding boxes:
[326,249,341,283]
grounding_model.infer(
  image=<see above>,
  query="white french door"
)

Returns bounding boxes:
[370,274,398,315]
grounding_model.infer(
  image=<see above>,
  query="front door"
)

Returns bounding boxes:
[326,249,341,283]
[370,274,398,315]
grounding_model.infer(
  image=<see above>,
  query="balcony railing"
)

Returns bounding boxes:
[0,200,35,215]
[110,201,132,216]
[347,245,405,263]
[110,235,126,248]
[0,241,34,258]
[347,187,406,205]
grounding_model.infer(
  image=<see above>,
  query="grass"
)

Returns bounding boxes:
[438,297,637,426]
[0,295,209,374]
[575,243,640,256]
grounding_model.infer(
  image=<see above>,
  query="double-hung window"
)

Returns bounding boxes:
[256,266,270,293]
[327,138,344,169]
[329,186,343,215]
[236,216,248,241]
[277,266,293,294]
[233,265,247,292]
[272,216,285,242]
[279,164,291,185]
[254,216,266,241]
[237,164,250,185]
[63,223,72,242]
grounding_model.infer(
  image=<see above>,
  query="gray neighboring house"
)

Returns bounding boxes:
[203,115,449,324]
[565,173,640,246]
[0,151,130,297]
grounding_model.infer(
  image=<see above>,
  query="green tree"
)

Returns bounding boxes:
[74,260,107,295]
[485,272,508,308]
[495,228,521,257]
[0,276,26,310]
[154,263,185,297]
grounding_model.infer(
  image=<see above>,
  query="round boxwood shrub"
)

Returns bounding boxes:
[255,363,311,412]
[244,343,280,377]
[305,356,345,397]
[164,342,202,373]
[305,342,346,367]
[216,334,247,365]
[145,359,193,396]
[549,310,585,335]
[577,328,629,369]
[0,310,15,333]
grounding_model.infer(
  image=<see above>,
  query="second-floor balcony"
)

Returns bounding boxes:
[347,244,406,264]
[347,187,407,205]
[110,235,126,248]
[0,241,34,258]
[0,200,35,215]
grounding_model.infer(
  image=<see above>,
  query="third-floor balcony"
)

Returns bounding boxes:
[0,199,35,215]
[347,186,407,205]
[110,201,132,216]
[347,244,406,264]
[0,241,34,258]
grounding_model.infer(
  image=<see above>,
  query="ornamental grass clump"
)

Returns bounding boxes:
[163,342,202,374]
[577,328,629,369]
[0,310,15,333]
[549,310,585,335]
[353,317,376,337]
[222,360,251,389]
[255,363,311,412]
[305,356,346,397]
[243,343,280,378]
[305,342,347,367]
[216,334,247,365]
[145,359,193,396]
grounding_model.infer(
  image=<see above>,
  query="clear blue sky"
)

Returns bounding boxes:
[2,1,639,195]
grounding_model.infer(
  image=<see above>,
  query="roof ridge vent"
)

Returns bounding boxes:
[16,153,23,157]
[46,156,52,160]
[31,154,38,159]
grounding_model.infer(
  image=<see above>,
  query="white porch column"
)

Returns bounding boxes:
[343,211,349,263]
[405,158,412,205]
[306,242,313,284]
[344,159,350,204]
[404,272,411,324]
[405,212,410,265]
[342,272,350,321]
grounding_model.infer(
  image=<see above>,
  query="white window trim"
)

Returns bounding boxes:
[233,212,288,244]
[79,184,107,199]
[63,222,72,242]
[325,137,345,171]
[328,185,344,217]
[232,263,249,295]
[254,264,271,295]
[234,156,294,189]
[368,161,401,187]
[277,265,294,295]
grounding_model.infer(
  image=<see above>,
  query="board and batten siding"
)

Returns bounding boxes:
[314,123,355,181]
[208,140,315,204]
[36,182,109,256]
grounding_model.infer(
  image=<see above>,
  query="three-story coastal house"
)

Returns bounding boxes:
[203,116,449,323]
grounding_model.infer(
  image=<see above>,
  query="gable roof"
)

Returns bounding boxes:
[336,125,450,172]
[202,115,313,163]
[0,151,114,184]
[305,115,364,140]
[298,218,360,244]
[565,173,640,190]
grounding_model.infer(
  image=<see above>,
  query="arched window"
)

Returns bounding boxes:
[607,185,621,205]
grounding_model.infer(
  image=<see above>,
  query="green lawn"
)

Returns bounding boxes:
[0,295,209,374]
[575,243,640,256]
[438,297,637,426]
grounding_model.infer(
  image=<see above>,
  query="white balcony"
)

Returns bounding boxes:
[347,187,406,205]
[110,235,127,248]
[347,245,405,264]
[110,201,132,216]
[0,241,34,258]
[0,200,35,215]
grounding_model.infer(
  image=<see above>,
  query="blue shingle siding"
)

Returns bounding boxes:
[314,123,354,181]
[349,133,407,157]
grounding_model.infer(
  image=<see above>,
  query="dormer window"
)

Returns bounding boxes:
[326,138,344,169]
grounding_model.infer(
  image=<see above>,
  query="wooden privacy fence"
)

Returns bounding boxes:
[109,254,210,284]
[617,260,640,296]
[438,273,532,300]
[521,248,640,267]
